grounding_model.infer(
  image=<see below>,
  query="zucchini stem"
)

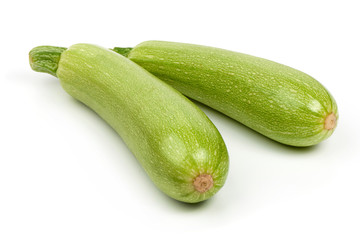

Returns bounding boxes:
[112,47,133,57]
[29,46,67,77]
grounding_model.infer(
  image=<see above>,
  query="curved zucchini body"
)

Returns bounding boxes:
[114,41,338,147]
[29,44,229,203]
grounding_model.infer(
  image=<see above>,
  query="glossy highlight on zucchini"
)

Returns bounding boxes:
[29,44,229,203]
[114,41,338,147]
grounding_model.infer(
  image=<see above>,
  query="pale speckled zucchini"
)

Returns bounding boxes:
[29,44,229,203]
[114,41,338,147]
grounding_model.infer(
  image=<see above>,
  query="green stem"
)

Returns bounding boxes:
[112,47,133,57]
[29,46,67,77]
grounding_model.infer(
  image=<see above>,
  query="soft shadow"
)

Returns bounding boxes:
[159,193,217,212]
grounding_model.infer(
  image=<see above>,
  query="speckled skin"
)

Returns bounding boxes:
[29,44,229,203]
[115,41,338,146]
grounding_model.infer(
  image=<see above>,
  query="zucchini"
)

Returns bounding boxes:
[113,41,338,147]
[29,44,229,203]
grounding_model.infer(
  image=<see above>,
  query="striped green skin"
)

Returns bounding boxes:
[114,41,338,147]
[29,44,229,203]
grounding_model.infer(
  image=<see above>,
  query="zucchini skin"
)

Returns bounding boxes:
[115,41,338,147]
[29,44,229,203]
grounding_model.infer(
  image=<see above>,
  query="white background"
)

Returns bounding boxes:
[1,0,359,239]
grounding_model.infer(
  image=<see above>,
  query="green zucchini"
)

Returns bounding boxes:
[29,44,229,203]
[113,41,338,147]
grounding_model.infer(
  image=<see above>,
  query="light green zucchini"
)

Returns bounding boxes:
[29,44,229,203]
[113,41,338,147]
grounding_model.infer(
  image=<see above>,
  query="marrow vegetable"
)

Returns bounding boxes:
[114,41,338,147]
[29,44,229,203]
